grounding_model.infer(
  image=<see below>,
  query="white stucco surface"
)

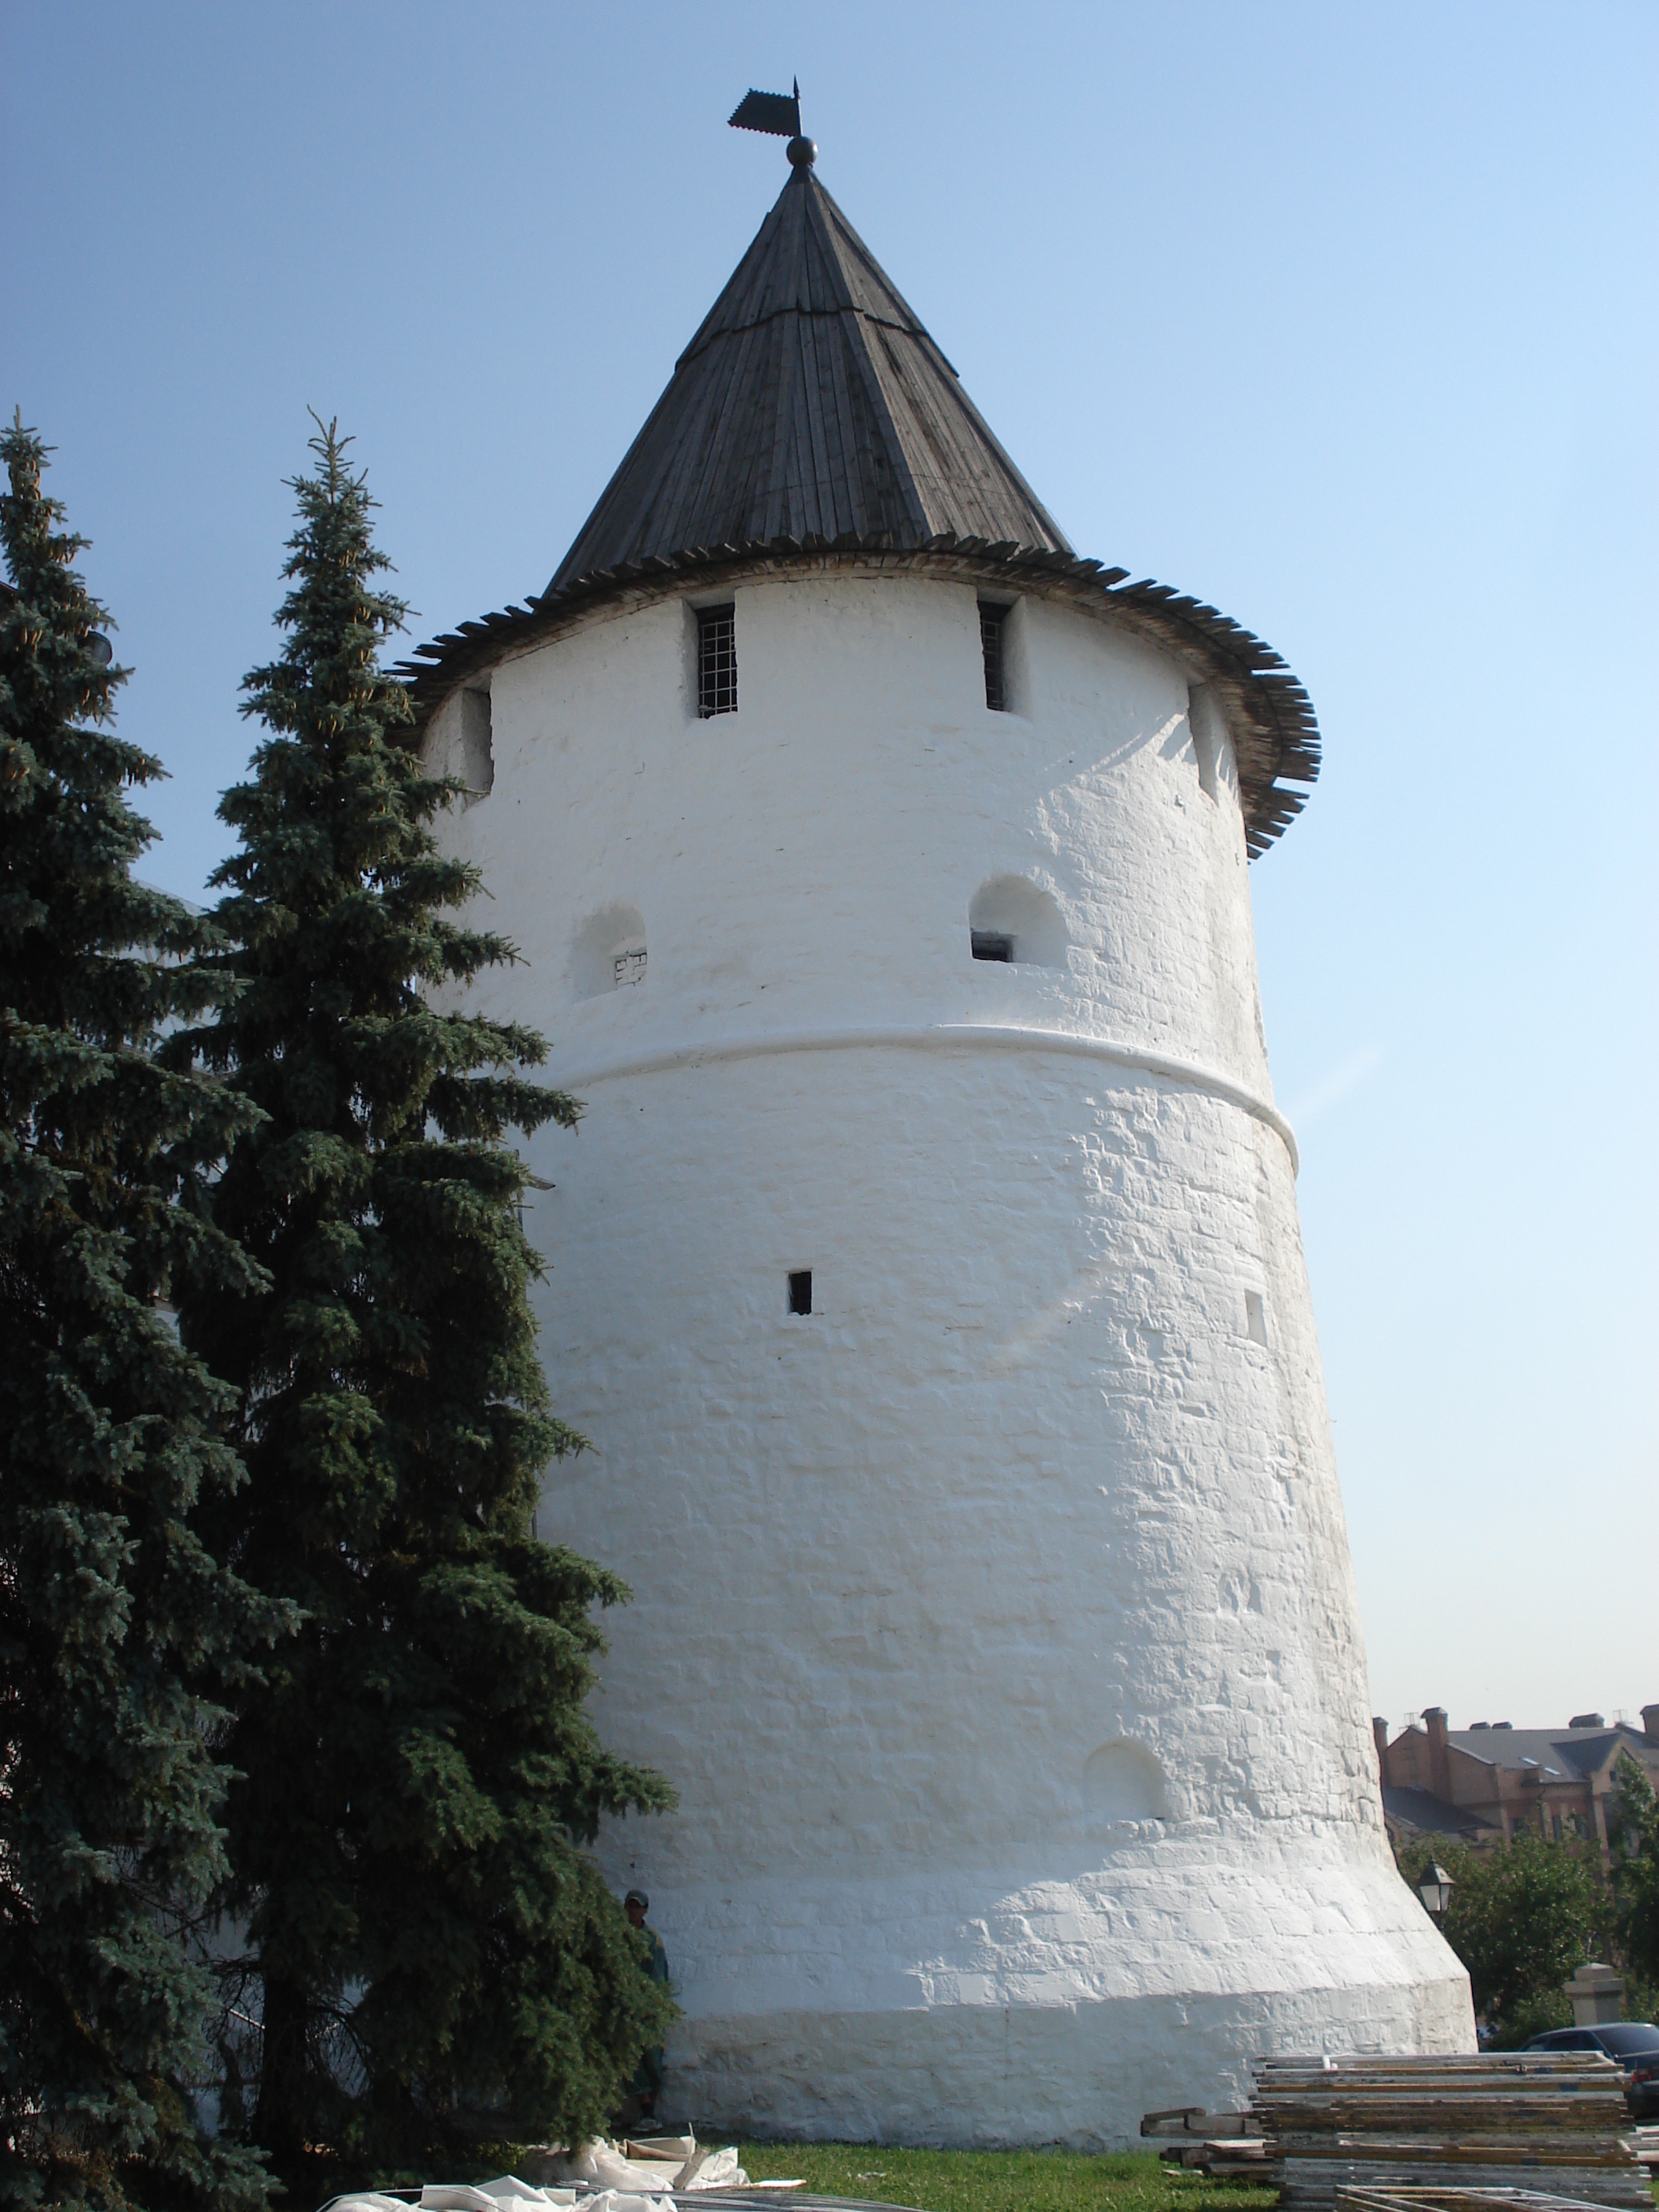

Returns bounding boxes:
[424,567,1473,2143]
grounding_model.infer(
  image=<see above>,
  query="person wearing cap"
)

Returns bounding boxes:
[624,1890,670,2116]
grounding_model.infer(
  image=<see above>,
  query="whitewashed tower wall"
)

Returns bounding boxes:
[419,566,1471,2142]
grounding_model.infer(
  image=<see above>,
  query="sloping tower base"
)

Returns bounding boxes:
[659,1846,1467,2144]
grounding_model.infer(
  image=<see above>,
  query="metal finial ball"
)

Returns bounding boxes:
[787,135,817,168]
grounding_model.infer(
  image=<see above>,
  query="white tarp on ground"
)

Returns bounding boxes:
[554,2137,749,2192]
[328,2186,666,2212]
[324,2133,752,2212]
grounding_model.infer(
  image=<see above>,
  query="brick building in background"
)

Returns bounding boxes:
[1376,1705,1659,1861]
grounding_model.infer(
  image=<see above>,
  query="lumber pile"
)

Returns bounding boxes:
[1141,2105,1268,2177]
[1250,2053,1650,2211]
[1335,2193,1646,2212]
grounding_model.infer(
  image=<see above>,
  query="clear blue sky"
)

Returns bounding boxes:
[5,2,1654,1734]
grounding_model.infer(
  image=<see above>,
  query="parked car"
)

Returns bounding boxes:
[1522,2023,1659,2119]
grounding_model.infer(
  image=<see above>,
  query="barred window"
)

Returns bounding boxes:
[978,602,1008,712]
[698,605,737,717]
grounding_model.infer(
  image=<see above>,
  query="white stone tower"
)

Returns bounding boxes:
[406,138,1472,2144]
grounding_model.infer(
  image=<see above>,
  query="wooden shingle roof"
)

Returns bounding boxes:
[550,162,1069,588]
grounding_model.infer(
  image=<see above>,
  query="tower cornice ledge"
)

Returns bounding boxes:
[547,1018,1299,1174]
[395,539,1320,859]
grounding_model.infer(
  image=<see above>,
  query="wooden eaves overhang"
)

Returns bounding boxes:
[394,159,1319,854]
[394,540,1319,858]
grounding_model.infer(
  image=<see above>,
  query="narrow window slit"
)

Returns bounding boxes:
[698,605,737,717]
[978,602,1008,712]
[460,687,493,793]
[1245,1291,1268,1346]
[788,1270,812,1316]
[972,931,1014,963]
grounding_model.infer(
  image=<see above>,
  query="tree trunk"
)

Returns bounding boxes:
[253,1974,310,2185]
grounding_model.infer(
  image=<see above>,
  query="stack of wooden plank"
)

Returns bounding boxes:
[1251,2053,1650,2212]
[1141,2105,1268,2178]
[1335,2192,1647,2212]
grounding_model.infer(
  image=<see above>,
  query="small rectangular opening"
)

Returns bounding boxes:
[613,949,646,989]
[698,605,737,718]
[978,602,1008,712]
[1189,683,1226,804]
[788,1269,812,1316]
[971,931,1014,963]
[1244,1290,1267,1346]
[460,686,493,793]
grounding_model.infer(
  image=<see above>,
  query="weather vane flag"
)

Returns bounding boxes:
[727,79,800,137]
[728,79,816,166]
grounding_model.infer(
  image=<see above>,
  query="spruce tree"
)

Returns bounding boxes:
[0,420,279,2212]
[174,420,672,2196]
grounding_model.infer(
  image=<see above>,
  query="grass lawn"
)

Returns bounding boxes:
[734,2143,1276,2212]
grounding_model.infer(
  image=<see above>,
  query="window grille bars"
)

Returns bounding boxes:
[978,602,1008,712]
[698,605,738,717]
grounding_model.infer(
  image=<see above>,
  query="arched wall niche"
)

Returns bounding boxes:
[1083,1739,1172,1825]
[968,875,1068,969]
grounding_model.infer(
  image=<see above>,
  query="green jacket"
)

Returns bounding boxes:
[630,1925,671,2100]
[643,1925,669,1985]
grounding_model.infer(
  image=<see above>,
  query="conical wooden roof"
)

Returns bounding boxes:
[549,163,1070,591]
[403,162,1322,855]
